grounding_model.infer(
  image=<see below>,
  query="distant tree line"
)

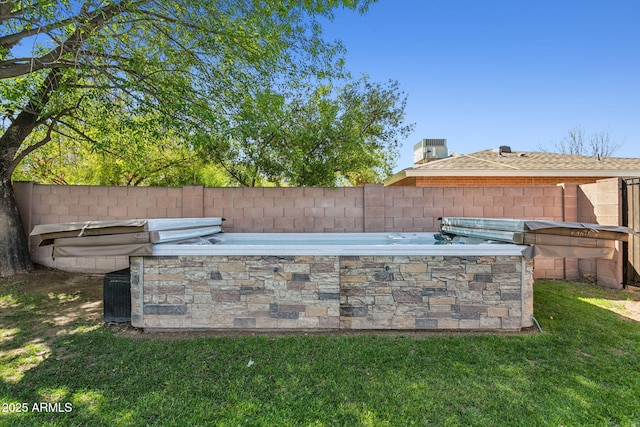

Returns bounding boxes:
[11,77,412,187]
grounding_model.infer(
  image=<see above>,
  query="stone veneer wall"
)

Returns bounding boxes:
[130,254,534,331]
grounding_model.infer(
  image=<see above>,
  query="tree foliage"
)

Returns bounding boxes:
[1,0,372,181]
[0,0,375,276]
[11,95,233,186]
[198,76,413,187]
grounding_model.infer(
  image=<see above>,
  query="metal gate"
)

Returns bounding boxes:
[622,178,640,288]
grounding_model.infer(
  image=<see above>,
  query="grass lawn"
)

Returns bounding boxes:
[1,273,639,426]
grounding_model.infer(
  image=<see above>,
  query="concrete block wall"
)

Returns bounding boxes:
[377,186,564,232]
[13,182,566,238]
[577,178,624,287]
[202,187,365,233]
[13,182,184,272]
[12,180,623,284]
[556,183,579,281]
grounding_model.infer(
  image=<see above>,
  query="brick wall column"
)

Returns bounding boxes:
[594,178,624,288]
[363,184,385,232]
[560,183,579,280]
[182,185,204,218]
[560,183,579,222]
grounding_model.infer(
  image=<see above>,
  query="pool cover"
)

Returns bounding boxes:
[440,217,635,259]
[31,218,224,256]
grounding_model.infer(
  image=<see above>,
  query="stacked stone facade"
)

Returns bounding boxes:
[130,254,534,331]
[339,255,532,330]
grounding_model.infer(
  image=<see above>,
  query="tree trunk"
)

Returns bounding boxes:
[0,70,63,276]
[0,178,33,277]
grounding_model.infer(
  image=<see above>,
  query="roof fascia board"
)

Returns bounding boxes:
[402,169,640,177]
[385,170,408,185]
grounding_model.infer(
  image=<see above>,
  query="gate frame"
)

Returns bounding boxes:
[622,177,640,289]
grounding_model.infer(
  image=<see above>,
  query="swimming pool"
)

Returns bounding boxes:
[150,232,529,256]
[131,232,534,332]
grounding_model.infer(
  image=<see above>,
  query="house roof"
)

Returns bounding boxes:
[386,148,640,184]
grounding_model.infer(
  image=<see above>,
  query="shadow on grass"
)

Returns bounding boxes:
[0,283,102,379]
[0,280,639,426]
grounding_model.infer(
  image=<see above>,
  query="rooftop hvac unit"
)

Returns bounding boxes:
[414,139,448,164]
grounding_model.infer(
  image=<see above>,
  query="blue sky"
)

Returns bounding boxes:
[320,0,640,172]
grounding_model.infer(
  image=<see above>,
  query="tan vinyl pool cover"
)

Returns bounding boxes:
[440,217,636,259]
[31,218,224,256]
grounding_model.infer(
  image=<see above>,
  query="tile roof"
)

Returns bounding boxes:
[413,149,640,172]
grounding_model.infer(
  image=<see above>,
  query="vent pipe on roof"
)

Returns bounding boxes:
[499,146,511,155]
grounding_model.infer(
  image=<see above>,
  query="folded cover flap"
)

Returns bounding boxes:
[53,232,151,247]
[52,243,154,257]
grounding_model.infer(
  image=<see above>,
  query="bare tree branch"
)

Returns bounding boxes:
[538,126,623,158]
[0,1,26,24]
[0,13,84,50]
[0,0,146,79]
[6,119,57,178]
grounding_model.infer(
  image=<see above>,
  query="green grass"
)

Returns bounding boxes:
[1,279,639,426]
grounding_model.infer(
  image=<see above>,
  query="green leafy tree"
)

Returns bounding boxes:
[12,98,233,187]
[0,0,373,276]
[11,126,231,187]
[199,77,413,187]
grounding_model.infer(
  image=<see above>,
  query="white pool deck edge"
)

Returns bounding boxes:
[150,232,531,257]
